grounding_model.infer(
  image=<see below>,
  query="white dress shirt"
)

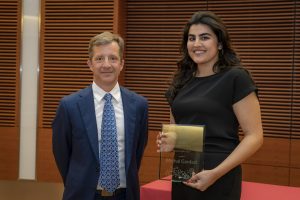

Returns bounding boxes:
[92,82,126,189]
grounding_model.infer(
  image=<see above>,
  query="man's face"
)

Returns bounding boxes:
[88,42,124,91]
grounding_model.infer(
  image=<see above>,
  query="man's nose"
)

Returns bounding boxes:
[102,57,111,65]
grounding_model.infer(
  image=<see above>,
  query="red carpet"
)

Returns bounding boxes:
[141,179,300,200]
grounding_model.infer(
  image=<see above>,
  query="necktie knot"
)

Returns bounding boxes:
[104,93,112,102]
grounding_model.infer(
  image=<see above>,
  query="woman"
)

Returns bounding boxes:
[157,11,263,199]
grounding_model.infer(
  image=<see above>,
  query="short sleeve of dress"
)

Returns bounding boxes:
[232,68,257,104]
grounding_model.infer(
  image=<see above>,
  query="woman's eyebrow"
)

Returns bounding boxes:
[188,32,212,37]
[199,33,212,37]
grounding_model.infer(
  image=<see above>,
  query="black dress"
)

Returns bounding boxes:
[169,67,257,200]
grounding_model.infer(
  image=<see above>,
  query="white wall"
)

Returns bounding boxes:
[19,0,40,180]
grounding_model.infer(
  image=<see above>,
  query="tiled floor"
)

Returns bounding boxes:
[0,180,64,200]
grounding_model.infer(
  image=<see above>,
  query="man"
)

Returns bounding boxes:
[52,32,148,200]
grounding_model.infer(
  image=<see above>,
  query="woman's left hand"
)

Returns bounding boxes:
[183,170,218,191]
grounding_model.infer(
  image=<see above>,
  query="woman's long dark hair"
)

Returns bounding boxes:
[166,11,242,104]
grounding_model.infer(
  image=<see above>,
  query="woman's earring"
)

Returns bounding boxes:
[218,44,222,50]
[218,44,224,56]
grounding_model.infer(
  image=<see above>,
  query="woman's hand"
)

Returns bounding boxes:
[156,131,177,152]
[183,170,219,191]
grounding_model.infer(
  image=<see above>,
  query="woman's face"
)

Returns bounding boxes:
[187,23,220,69]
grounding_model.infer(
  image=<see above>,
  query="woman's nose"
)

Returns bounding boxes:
[194,39,202,46]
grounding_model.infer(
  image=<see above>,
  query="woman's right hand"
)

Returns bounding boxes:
[156,131,177,152]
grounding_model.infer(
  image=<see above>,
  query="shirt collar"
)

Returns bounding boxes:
[92,82,121,103]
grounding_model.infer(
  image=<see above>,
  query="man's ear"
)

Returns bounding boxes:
[87,60,93,71]
[120,59,125,71]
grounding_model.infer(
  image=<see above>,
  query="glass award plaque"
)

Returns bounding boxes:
[159,124,205,182]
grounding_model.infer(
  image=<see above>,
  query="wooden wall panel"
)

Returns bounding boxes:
[139,131,159,184]
[0,0,21,180]
[242,164,290,186]
[245,137,290,167]
[113,0,127,84]
[290,0,300,187]
[291,0,300,138]
[290,168,300,187]
[0,127,19,180]
[0,0,21,127]
[139,157,159,185]
[36,129,61,183]
[143,131,159,157]
[291,140,300,168]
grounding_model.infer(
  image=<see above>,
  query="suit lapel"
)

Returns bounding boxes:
[121,87,136,173]
[77,86,99,162]
[77,86,137,171]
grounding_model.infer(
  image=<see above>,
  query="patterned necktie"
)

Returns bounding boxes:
[99,93,120,192]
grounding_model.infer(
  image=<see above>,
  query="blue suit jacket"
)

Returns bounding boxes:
[52,86,148,200]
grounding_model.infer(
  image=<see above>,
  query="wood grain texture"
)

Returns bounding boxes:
[291,140,300,168]
[244,137,290,167]
[290,168,300,187]
[242,164,289,186]
[0,127,19,180]
[36,128,62,182]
